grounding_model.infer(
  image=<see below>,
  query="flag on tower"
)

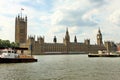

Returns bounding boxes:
[20,8,24,17]
[21,8,24,10]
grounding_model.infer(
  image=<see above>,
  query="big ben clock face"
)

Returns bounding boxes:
[97,36,99,38]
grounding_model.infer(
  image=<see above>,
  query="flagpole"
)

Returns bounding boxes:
[21,8,22,17]
[21,8,24,17]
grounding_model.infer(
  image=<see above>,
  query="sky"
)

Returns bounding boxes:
[0,0,120,44]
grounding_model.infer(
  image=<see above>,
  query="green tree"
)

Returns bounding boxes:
[0,39,19,48]
[10,42,19,48]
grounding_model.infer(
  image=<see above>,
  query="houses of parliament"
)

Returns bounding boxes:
[15,14,117,55]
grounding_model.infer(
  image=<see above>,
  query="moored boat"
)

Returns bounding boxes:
[88,50,120,57]
[0,48,37,63]
[88,54,120,57]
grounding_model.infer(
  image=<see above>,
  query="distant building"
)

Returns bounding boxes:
[115,43,120,51]
[15,14,117,54]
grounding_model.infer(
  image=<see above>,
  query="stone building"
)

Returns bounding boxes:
[15,15,117,55]
[24,29,107,54]
[15,15,27,44]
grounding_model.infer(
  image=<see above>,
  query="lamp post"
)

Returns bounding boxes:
[30,44,32,56]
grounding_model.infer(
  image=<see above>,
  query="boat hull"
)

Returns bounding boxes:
[0,58,37,63]
[88,54,120,57]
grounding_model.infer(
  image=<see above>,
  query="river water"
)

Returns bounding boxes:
[0,55,120,80]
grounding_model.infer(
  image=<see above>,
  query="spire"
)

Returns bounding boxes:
[66,27,69,36]
[64,27,70,43]
[65,28,70,38]
[98,28,101,35]
[53,36,57,43]
[74,35,77,43]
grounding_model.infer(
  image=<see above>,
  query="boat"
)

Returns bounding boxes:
[88,54,120,57]
[88,50,120,57]
[0,48,37,63]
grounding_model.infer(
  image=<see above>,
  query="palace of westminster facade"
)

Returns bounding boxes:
[15,15,117,54]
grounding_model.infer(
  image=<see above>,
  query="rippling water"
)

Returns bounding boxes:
[0,55,120,80]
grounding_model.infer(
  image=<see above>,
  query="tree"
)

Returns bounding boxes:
[0,39,19,48]
[11,42,19,48]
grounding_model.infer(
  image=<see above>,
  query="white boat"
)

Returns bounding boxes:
[0,48,37,63]
[88,50,120,57]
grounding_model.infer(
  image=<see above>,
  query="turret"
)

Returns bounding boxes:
[84,39,90,45]
[25,16,27,22]
[28,35,35,44]
[37,36,44,44]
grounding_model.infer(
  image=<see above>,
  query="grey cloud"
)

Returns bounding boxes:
[56,10,98,27]
[89,0,108,7]
[58,18,97,27]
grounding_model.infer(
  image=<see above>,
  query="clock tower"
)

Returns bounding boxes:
[97,28,103,45]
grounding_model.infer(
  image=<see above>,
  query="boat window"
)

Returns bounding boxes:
[8,51,11,53]
[2,51,8,53]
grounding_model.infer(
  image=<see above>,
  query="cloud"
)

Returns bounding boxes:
[51,0,99,27]
[26,0,120,43]
[109,10,120,26]
[82,9,99,23]
[89,0,109,7]
[0,0,120,44]
[54,10,97,27]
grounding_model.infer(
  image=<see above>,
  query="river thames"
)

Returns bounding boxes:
[0,55,120,80]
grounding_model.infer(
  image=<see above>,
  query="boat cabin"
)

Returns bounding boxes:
[0,49,18,58]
